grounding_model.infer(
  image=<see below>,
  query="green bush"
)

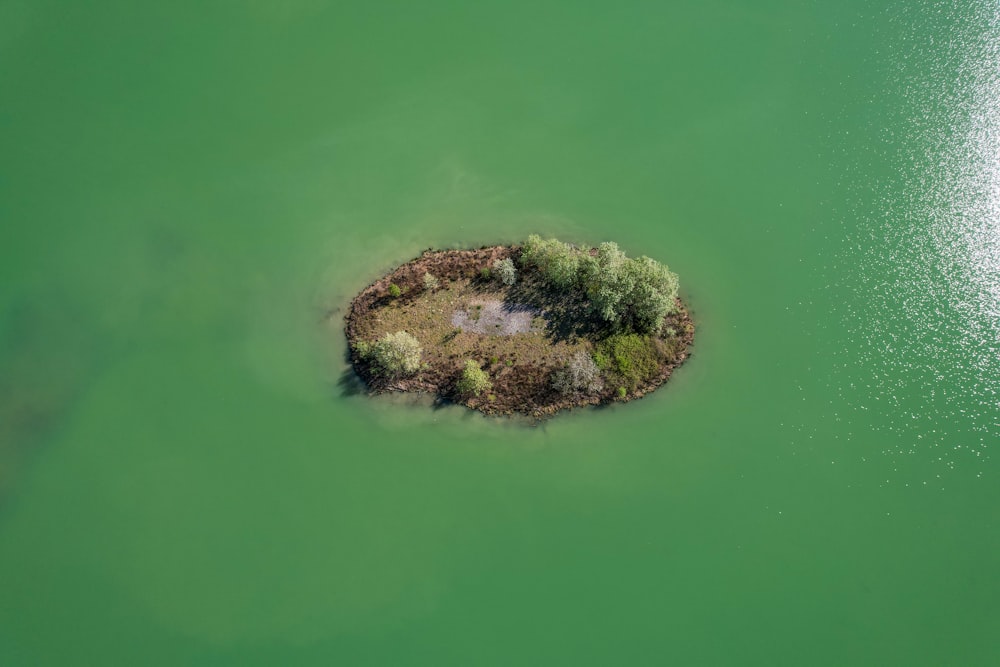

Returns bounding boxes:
[551,351,603,396]
[617,386,627,400]
[626,256,679,333]
[387,283,402,298]
[520,234,580,289]
[422,272,439,291]
[479,266,492,281]
[456,360,492,396]
[519,235,678,333]
[598,333,660,389]
[358,331,422,377]
[493,257,517,286]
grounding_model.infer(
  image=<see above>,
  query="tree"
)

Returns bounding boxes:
[520,234,580,289]
[456,360,492,396]
[581,242,678,334]
[519,234,679,333]
[624,256,678,334]
[581,242,633,322]
[358,331,423,377]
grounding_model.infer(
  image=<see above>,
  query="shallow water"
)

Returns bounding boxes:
[1,1,998,664]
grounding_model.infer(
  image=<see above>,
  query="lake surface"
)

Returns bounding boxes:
[1,1,998,664]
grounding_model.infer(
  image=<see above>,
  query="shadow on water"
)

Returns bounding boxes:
[335,356,455,412]
[0,294,103,512]
[334,341,369,397]
[336,367,368,397]
[335,343,500,422]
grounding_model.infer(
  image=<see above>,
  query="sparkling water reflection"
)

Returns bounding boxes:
[845,0,1000,476]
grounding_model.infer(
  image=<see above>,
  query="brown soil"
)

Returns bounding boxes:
[343,245,695,419]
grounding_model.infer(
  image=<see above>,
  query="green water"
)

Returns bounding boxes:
[2,1,998,664]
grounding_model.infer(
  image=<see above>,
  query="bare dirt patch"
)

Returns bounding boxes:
[451,299,541,335]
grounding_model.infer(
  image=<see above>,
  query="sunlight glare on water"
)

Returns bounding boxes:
[844,0,1000,478]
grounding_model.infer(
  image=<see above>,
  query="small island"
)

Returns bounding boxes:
[345,235,694,418]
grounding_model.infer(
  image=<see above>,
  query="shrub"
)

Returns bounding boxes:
[387,283,402,298]
[597,333,660,389]
[551,351,604,396]
[651,336,680,364]
[493,257,517,286]
[423,272,439,291]
[359,331,422,377]
[456,360,492,396]
[479,266,492,281]
[617,386,627,400]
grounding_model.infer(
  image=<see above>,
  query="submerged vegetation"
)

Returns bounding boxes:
[344,236,694,418]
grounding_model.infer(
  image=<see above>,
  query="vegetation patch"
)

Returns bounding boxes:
[344,238,695,418]
[456,360,493,397]
[597,334,661,391]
